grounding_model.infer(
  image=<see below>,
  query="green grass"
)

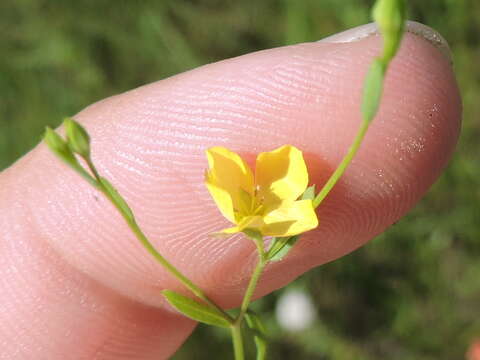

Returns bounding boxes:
[1,1,479,359]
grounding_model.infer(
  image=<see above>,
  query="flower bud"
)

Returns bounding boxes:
[44,127,78,166]
[372,0,406,61]
[65,118,90,158]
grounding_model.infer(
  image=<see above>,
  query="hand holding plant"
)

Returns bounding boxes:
[45,1,409,358]
[0,0,461,359]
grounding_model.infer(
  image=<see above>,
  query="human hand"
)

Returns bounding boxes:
[0,22,461,359]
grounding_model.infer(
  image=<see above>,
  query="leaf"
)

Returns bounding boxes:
[245,311,267,360]
[99,177,134,221]
[162,290,231,328]
[361,59,386,123]
[267,235,299,262]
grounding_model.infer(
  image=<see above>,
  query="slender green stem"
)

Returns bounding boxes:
[313,0,406,209]
[71,163,99,188]
[231,323,245,360]
[85,158,233,323]
[237,255,267,325]
[85,158,101,181]
[229,236,268,359]
[312,117,371,208]
[236,238,267,324]
[126,216,232,321]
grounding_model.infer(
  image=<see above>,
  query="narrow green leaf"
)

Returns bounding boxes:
[301,185,316,200]
[162,290,231,328]
[361,59,386,123]
[267,235,299,262]
[99,177,134,221]
[245,311,267,360]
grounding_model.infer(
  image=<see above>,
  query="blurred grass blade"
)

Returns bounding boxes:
[245,311,267,360]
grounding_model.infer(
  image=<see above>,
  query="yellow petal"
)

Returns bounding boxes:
[205,173,236,223]
[255,145,308,206]
[206,147,255,218]
[219,216,264,234]
[261,199,318,237]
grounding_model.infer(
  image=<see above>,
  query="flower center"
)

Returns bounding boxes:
[235,186,265,222]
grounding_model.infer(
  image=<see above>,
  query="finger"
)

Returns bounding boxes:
[0,21,461,359]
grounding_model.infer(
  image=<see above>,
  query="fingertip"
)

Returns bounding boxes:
[253,29,461,296]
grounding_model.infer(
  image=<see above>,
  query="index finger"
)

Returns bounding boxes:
[0,22,461,359]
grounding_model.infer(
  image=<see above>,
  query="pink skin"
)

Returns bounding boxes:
[0,31,461,359]
[468,340,480,360]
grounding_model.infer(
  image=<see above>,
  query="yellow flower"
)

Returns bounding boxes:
[205,145,318,237]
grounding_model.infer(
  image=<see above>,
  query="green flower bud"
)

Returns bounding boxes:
[64,118,91,159]
[372,0,406,61]
[44,127,78,167]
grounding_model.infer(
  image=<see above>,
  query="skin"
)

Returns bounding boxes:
[0,30,461,359]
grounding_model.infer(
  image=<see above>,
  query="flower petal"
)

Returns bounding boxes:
[255,145,309,205]
[205,174,236,223]
[218,216,264,234]
[261,199,318,237]
[205,147,254,220]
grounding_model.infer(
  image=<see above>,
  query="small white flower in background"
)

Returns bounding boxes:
[275,289,316,332]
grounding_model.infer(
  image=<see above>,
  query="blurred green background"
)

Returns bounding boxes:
[1,0,479,359]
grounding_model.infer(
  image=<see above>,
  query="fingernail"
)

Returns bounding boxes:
[318,22,379,43]
[319,20,452,63]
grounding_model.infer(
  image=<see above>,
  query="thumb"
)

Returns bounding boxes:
[0,22,461,359]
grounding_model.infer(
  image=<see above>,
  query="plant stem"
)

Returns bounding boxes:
[237,254,267,324]
[229,237,268,359]
[231,323,244,360]
[237,236,267,322]
[313,115,370,209]
[313,0,406,209]
[85,158,233,323]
